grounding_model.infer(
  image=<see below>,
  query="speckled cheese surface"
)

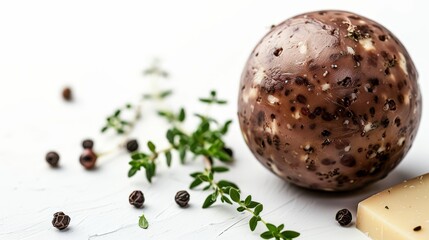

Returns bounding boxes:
[357,173,429,239]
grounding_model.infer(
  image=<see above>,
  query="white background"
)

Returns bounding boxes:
[0,1,428,239]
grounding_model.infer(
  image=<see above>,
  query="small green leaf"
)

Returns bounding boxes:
[254,204,263,215]
[114,109,121,117]
[189,178,203,189]
[266,223,277,233]
[165,151,172,167]
[202,194,216,208]
[249,216,259,231]
[229,188,240,202]
[202,184,211,190]
[247,201,260,208]
[145,162,155,183]
[220,120,233,134]
[159,90,173,99]
[281,230,300,239]
[215,99,227,104]
[131,152,147,160]
[179,146,186,164]
[101,126,108,133]
[190,172,203,178]
[198,175,210,182]
[277,224,284,232]
[128,168,138,177]
[138,214,149,229]
[210,90,216,97]
[211,166,229,173]
[218,180,239,190]
[221,195,232,204]
[200,121,210,133]
[147,141,156,153]
[199,98,212,104]
[215,151,232,162]
[260,231,273,239]
[237,206,246,212]
[178,108,186,122]
[166,130,174,144]
[244,195,252,206]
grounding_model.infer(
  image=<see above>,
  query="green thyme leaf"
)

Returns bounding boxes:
[165,151,172,167]
[147,141,156,153]
[198,175,210,182]
[229,188,240,203]
[244,195,252,206]
[266,223,277,233]
[221,195,233,204]
[281,230,300,239]
[178,108,186,122]
[202,194,216,208]
[189,178,203,189]
[138,214,149,229]
[247,201,260,209]
[159,90,173,99]
[254,204,263,215]
[128,167,138,177]
[260,231,273,239]
[237,206,246,212]
[217,180,239,190]
[211,166,229,173]
[249,216,259,231]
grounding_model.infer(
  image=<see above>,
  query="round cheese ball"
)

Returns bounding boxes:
[238,10,421,191]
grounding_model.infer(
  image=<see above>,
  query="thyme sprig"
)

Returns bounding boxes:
[190,168,299,240]
[101,103,139,135]
[128,92,233,182]
[127,90,300,239]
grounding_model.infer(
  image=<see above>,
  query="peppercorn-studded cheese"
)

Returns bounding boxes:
[356,173,429,239]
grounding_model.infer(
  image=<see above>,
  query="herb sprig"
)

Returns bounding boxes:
[101,103,139,135]
[127,90,300,239]
[191,167,299,239]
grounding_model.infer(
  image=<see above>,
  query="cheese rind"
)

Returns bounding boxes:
[357,173,429,240]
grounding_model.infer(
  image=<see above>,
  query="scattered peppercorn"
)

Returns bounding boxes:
[79,149,97,170]
[126,139,139,152]
[62,87,72,101]
[46,151,60,167]
[129,190,145,208]
[335,209,352,226]
[52,212,71,230]
[82,139,94,149]
[175,190,190,207]
[414,226,422,231]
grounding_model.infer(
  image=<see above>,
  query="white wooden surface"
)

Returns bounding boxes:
[0,1,428,239]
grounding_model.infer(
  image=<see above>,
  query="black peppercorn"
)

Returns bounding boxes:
[79,149,97,170]
[414,226,422,231]
[175,190,190,207]
[62,87,72,101]
[46,151,60,167]
[82,139,94,149]
[126,139,139,152]
[335,209,352,226]
[52,212,71,230]
[129,190,145,208]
